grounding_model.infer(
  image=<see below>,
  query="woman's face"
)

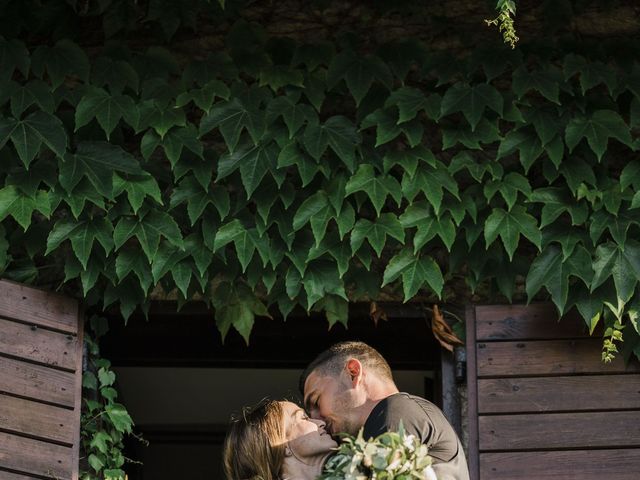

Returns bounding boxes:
[281,401,337,459]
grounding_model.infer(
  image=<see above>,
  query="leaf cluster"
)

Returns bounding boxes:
[0,24,639,363]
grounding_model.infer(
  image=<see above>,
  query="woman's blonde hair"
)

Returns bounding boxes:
[223,399,287,480]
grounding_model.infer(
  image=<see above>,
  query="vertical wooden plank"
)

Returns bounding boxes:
[71,309,84,480]
[465,305,479,480]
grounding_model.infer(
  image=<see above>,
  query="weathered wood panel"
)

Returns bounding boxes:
[0,317,77,371]
[0,394,75,445]
[0,470,43,480]
[0,356,75,408]
[478,375,640,413]
[475,305,589,341]
[0,432,72,480]
[468,303,640,480]
[480,449,640,480]
[479,411,640,451]
[0,280,77,334]
[477,339,640,377]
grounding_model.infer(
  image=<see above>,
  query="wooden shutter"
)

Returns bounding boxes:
[0,279,83,480]
[466,304,640,480]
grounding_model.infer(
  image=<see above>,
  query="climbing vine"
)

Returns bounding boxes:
[486,0,519,48]
[81,316,136,480]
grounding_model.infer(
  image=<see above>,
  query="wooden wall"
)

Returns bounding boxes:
[466,304,640,480]
[0,280,83,480]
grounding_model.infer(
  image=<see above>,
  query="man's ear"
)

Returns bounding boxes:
[345,358,362,386]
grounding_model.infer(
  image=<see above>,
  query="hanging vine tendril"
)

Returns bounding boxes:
[485,0,519,49]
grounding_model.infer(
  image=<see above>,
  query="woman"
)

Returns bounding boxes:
[223,399,337,480]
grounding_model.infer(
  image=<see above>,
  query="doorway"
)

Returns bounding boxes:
[101,302,442,480]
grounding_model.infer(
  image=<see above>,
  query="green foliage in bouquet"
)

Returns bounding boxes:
[320,424,436,480]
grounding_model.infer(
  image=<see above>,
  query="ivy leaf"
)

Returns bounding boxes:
[401,163,458,213]
[0,111,67,168]
[114,174,163,215]
[75,87,138,140]
[239,142,279,197]
[324,116,361,172]
[88,454,105,473]
[137,100,186,139]
[328,52,392,106]
[302,261,347,309]
[526,244,593,313]
[413,213,456,252]
[381,248,415,287]
[591,240,640,303]
[91,56,140,94]
[442,119,501,150]
[523,106,563,147]
[350,214,404,257]
[563,55,617,95]
[321,295,349,328]
[132,209,184,261]
[151,241,188,284]
[200,98,264,152]
[259,65,304,91]
[266,96,316,139]
[10,80,55,118]
[160,123,204,166]
[531,187,587,228]
[383,146,435,177]
[46,218,113,268]
[105,403,134,434]
[115,248,153,293]
[401,254,444,301]
[512,65,562,104]
[345,164,402,216]
[440,83,503,130]
[335,202,355,240]
[484,206,542,260]
[361,109,402,146]
[565,110,632,161]
[588,209,633,246]
[219,301,255,343]
[559,157,597,195]
[0,37,30,81]
[213,219,244,252]
[60,142,142,199]
[496,129,543,173]
[31,39,89,88]
[484,172,532,210]
[621,160,640,191]
[384,87,431,124]
[293,190,333,233]
[0,186,51,230]
[176,79,230,113]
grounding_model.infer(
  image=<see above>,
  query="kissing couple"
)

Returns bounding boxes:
[223,341,470,480]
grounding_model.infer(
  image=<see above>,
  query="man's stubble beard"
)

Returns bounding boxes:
[332,390,363,436]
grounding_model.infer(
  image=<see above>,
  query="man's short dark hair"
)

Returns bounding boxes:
[299,341,394,394]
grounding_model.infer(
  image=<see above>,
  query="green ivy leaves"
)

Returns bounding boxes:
[1,33,639,363]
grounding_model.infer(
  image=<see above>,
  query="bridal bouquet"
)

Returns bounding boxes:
[319,424,436,480]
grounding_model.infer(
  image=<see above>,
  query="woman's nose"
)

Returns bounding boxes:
[311,417,325,428]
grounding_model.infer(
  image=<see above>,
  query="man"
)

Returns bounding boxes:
[301,341,469,480]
